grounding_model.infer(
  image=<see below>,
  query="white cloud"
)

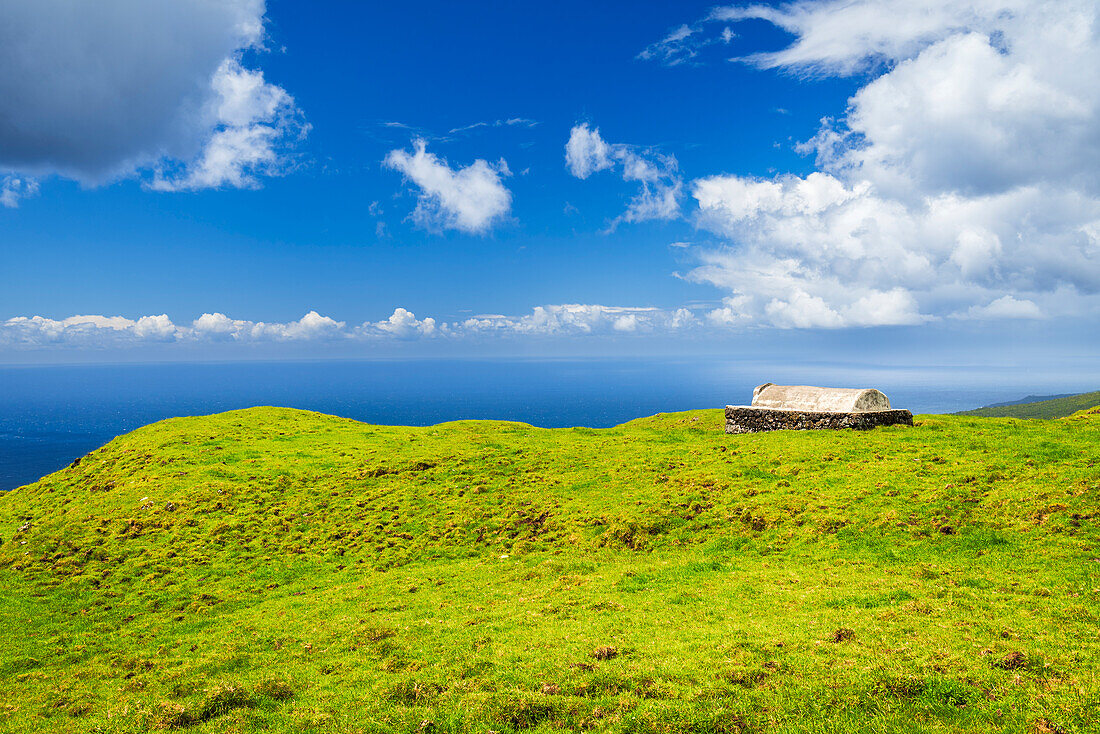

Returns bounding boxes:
[637,22,737,66]
[0,311,354,347]
[192,312,249,340]
[652,0,1100,327]
[460,304,696,335]
[449,118,539,135]
[690,172,933,327]
[956,295,1043,320]
[764,292,845,329]
[0,0,305,193]
[688,170,1096,327]
[0,314,180,346]
[368,308,439,339]
[150,59,305,191]
[565,124,683,226]
[131,315,178,340]
[637,25,698,65]
[1,176,40,208]
[384,139,512,234]
[190,311,346,341]
[256,311,346,340]
[710,0,1027,76]
[565,124,615,179]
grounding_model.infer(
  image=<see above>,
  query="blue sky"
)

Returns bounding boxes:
[1,0,1099,371]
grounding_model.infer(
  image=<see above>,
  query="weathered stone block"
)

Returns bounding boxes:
[725,383,913,434]
[724,405,914,434]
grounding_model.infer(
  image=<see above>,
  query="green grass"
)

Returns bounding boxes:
[955,390,1100,419]
[1,405,1099,733]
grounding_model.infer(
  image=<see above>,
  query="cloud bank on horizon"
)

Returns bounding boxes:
[1,0,1098,348]
[0,305,699,349]
[1,290,1049,351]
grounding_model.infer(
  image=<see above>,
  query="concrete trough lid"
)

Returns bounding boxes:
[749,383,892,413]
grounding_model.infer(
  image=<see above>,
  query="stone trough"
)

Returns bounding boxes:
[725,383,914,434]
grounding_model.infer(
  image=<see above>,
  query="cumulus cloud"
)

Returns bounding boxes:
[384,139,512,234]
[190,311,347,341]
[0,0,305,193]
[369,308,439,339]
[1,314,180,347]
[651,0,1100,328]
[565,124,683,227]
[150,59,305,191]
[0,311,353,347]
[564,125,615,179]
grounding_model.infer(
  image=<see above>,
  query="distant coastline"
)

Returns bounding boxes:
[955,390,1100,418]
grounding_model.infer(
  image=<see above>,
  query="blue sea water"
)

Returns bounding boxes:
[0,358,1094,491]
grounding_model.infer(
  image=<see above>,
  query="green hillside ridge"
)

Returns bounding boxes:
[956,390,1100,419]
[1,407,1099,734]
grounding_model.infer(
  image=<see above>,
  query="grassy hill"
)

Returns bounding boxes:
[1,406,1098,734]
[956,390,1100,419]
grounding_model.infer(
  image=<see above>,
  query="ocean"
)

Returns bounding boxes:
[1,358,1093,491]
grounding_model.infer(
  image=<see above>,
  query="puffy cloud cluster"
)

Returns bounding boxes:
[2,314,179,347]
[0,312,349,347]
[190,311,346,341]
[461,304,696,335]
[650,0,1100,328]
[371,308,439,339]
[1,305,701,349]
[0,0,305,193]
[687,171,1078,327]
[384,139,512,234]
[565,124,682,227]
[150,59,306,191]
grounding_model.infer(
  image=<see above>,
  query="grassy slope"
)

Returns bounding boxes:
[1,407,1099,734]
[956,390,1100,419]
